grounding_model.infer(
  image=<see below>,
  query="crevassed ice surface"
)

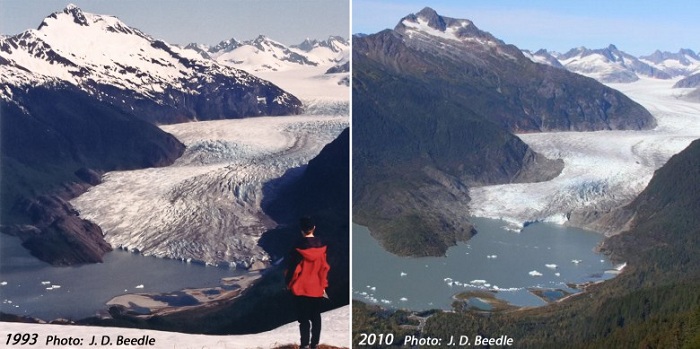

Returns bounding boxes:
[70,115,348,267]
[469,78,700,230]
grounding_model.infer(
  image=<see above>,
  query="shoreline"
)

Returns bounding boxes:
[105,272,262,318]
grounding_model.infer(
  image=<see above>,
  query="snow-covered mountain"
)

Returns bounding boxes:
[0,4,302,124]
[182,34,351,115]
[292,35,350,63]
[554,45,671,82]
[640,48,700,77]
[187,35,349,73]
[524,45,700,84]
[522,49,565,69]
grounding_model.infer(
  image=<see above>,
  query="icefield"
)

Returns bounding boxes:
[71,115,347,267]
[469,78,700,231]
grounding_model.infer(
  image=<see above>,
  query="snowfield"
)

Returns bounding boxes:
[70,115,348,267]
[224,59,350,119]
[0,306,350,349]
[469,78,700,231]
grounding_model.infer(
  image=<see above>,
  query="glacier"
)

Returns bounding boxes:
[469,78,700,232]
[70,115,347,267]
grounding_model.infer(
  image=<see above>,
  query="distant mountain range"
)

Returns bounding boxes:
[353,7,654,257]
[524,45,700,83]
[183,35,349,73]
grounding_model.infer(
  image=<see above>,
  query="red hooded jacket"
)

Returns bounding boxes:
[287,244,330,297]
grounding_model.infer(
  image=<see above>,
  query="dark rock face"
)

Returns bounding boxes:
[3,191,112,266]
[325,61,349,74]
[129,129,350,335]
[600,138,700,266]
[673,73,700,88]
[352,8,654,257]
[261,128,349,296]
[1,83,186,265]
[81,73,302,125]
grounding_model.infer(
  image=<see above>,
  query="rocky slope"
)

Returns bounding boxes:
[674,72,700,88]
[1,83,185,265]
[353,7,655,257]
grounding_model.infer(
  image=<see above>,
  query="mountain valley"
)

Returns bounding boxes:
[353,7,654,257]
[1,4,349,334]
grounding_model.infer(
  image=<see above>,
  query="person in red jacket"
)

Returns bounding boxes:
[285,216,330,349]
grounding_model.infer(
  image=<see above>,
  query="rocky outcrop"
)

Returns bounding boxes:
[1,83,186,265]
[2,186,112,266]
[673,72,700,88]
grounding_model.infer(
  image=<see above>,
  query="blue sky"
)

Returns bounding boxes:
[353,0,699,56]
[1,1,696,55]
[0,0,349,46]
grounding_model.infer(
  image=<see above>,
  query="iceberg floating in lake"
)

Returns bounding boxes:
[400,272,407,277]
[41,281,51,285]
[470,279,487,285]
[135,284,145,289]
[0,281,7,286]
[555,272,561,277]
[400,297,408,301]
[571,259,582,264]
[545,264,557,269]
[528,270,543,277]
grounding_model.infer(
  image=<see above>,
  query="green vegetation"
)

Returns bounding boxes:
[352,301,420,348]
[353,139,700,348]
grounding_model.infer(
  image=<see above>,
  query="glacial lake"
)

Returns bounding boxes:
[353,218,621,310]
[0,234,244,320]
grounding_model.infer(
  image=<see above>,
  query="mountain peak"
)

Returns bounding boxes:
[62,3,88,26]
[414,7,447,31]
[395,8,501,48]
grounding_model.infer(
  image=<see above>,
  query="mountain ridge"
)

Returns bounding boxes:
[526,46,700,83]
[0,4,303,124]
